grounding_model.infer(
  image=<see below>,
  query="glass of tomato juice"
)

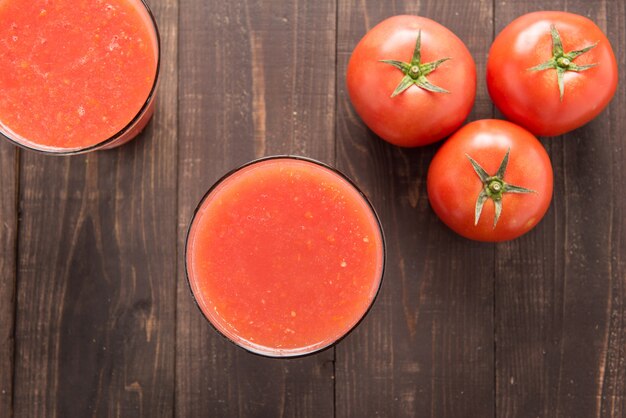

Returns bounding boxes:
[0,0,160,154]
[185,156,386,357]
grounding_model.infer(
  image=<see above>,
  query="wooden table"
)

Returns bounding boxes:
[1,0,624,416]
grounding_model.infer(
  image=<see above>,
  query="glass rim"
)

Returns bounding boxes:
[184,155,387,359]
[0,0,161,156]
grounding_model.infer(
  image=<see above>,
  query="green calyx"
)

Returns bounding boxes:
[380,30,451,97]
[466,149,536,228]
[528,24,598,101]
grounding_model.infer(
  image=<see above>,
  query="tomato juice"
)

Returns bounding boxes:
[186,157,385,357]
[0,0,159,153]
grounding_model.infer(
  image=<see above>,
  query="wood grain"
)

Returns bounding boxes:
[175,0,336,416]
[0,143,17,417]
[335,1,495,417]
[494,1,626,417]
[1,0,625,416]
[11,0,178,416]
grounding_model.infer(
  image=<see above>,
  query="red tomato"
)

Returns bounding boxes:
[487,11,618,136]
[347,15,476,147]
[427,119,553,242]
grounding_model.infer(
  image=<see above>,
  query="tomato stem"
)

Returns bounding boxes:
[527,25,598,101]
[488,180,503,196]
[409,65,420,78]
[466,149,536,228]
[379,30,451,97]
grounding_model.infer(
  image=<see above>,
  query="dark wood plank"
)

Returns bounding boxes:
[494,1,626,417]
[175,0,336,416]
[335,2,494,417]
[12,0,178,416]
[0,143,17,417]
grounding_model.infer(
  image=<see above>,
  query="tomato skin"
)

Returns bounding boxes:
[487,11,618,136]
[427,120,553,242]
[347,15,476,147]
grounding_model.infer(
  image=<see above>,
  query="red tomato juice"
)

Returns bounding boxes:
[0,0,158,152]
[186,157,385,356]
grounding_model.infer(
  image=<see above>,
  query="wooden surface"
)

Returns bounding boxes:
[1,0,624,417]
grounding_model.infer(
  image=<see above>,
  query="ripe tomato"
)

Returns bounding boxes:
[487,11,618,136]
[347,15,476,147]
[427,119,553,242]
